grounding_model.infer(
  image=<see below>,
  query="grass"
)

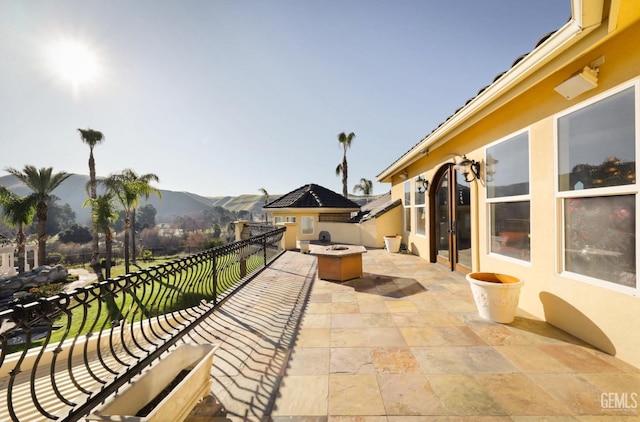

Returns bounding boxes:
[5,253,264,354]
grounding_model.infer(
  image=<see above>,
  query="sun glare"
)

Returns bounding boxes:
[46,38,100,93]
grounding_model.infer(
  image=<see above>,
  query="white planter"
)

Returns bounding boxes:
[466,272,523,324]
[88,343,217,422]
[383,236,401,253]
[299,240,310,254]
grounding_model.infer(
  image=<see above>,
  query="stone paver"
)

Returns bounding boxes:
[185,248,640,421]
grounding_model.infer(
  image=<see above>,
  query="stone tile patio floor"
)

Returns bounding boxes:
[183,248,640,421]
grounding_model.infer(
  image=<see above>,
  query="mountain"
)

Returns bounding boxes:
[0,173,376,225]
[0,174,224,225]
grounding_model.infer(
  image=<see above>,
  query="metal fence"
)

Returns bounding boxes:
[0,227,285,422]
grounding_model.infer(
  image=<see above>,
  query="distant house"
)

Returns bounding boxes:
[264,184,360,245]
[377,0,640,367]
[263,184,403,248]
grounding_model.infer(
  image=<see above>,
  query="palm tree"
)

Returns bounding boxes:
[4,166,71,265]
[83,193,118,278]
[353,178,374,202]
[0,187,37,274]
[259,188,269,223]
[336,132,355,197]
[128,172,161,265]
[78,128,105,267]
[102,169,160,274]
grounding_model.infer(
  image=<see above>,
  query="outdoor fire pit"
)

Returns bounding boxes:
[311,245,367,281]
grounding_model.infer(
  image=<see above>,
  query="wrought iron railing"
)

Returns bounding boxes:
[242,223,276,239]
[0,227,285,422]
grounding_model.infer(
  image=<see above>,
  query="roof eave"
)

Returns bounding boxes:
[377,0,604,183]
[263,207,360,212]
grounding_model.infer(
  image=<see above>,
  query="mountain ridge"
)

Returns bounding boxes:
[0,174,377,225]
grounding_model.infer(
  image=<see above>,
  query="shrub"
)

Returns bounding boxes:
[29,282,66,299]
[46,252,66,266]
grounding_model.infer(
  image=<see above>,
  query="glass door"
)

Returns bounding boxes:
[431,164,472,273]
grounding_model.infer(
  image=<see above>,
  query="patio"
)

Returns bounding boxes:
[184,248,640,421]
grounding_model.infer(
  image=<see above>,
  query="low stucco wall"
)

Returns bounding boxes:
[317,205,403,249]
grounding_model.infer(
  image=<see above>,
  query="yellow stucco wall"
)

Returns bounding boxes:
[385,16,640,367]
[270,210,321,244]
[321,201,403,248]
[271,203,403,249]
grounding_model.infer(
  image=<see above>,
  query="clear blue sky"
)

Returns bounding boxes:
[0,1,570,198]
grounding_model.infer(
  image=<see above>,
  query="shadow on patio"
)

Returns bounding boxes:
[185,249,640,421]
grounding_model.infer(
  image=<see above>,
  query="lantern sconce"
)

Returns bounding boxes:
[417,175,429,193]
[455,155,481,182]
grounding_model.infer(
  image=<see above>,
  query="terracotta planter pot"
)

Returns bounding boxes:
[466,272,523,324]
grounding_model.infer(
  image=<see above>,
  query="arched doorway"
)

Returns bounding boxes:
[429,163,472,273]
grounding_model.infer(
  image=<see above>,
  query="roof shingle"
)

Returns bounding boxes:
[264,184,360,209]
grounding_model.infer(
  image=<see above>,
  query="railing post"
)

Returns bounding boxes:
[263,234,267,266]
[212,251,218,306]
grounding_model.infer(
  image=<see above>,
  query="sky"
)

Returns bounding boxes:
[0,1,571,198]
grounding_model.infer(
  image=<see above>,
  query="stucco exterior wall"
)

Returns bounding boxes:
[384,17,640,367]
[270,210,321,243]
[316,204,403,248]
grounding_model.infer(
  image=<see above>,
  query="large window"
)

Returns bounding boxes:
[404,180,411,232]
[415,176,426,236]
[557,84,637,293]
[486,131,531,262]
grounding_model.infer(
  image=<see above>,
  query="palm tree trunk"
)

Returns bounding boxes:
[89,151,100,265]
[16,225,25,274]
[124,214,131,274]
[342,155,348,198]
[131,209,137,265]
[36,202,47,265]
[105,228,112,279]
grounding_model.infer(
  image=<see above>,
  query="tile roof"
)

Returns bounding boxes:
[264,183,360,209]
[377,23,566,178]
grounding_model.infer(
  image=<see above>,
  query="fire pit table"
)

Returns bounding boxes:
[311,245,367,281]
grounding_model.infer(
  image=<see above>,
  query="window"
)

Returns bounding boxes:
[285,216,297,223]
[486,131,531,262]
[557,85,637,293]
[274,216,283,224]
[274,216,296,224]
[404,180,411,232]
[301,216,314,235]
[414,176,426,235]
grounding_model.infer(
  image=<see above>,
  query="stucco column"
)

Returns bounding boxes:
[234,220,250,241]
[279,222,298,250]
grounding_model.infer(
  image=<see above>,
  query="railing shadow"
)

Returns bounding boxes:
[0,227,286,422]
[184,253,318,420]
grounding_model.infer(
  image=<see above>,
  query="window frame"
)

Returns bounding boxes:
[403,180,412,233]
[554,80,639,296]
[414,175,426,236]
[485,129,532,265]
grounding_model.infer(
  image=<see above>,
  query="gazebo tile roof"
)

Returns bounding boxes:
[264,184,359,209]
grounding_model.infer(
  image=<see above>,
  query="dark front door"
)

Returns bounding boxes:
[431,164,472,273]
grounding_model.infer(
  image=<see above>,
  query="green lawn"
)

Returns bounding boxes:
[6,253,264,354]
